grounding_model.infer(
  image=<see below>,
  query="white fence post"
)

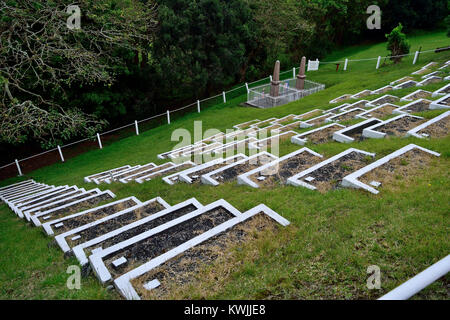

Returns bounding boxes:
[269,75,273,82]
[413,51,419,64]
[135,120,139,135]
[197,100,200,113]
[344,58,348,71]
[57,145,65,162]
[293,67,296,78]
[15,159,23,176]
[97,133,103,149]
[245,82,249,93]
[167,110,170,124]
[222,91,226,103]
[376,56,381,69]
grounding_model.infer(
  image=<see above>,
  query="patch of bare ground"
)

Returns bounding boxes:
[25,190,86,216]
[297,110,322,121]
[132,213,280,300]
[418,116,450,138]
[212,154,275,183]
[306,152,372,193]
[257,132,296,148]
[365,104,398,119]
[331,109,364,122]
[372,86,393,95]
[304,124,344,144]
[394,76,414,85]
[249,153,323,188]
[402,100,431,113]
[359,149,437,192]
[306,114,330,126]
[404,91,431,100]
[352,90,372,98]
[186,156,246,183]
[125,163,174,180]
[378,117,426,136]
[371,96,398,106]
[331,94,352,103]
[147,163,194,180]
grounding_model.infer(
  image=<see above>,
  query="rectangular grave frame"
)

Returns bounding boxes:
[432,84,450,97]
[233,119,261,130]
[31,190,116,227]
[210,137,258,157]
[0,180,40,197]
[366,94,399,108]
[294,109,323,120]
[323,104,350,114]
[341,100,371,111]
[55,196,173,255]
[362,114,425,139]
[11,185,70,213]
[350,90,373,99]
[300,113,334,128]
[42,196,144,236]
[329,94,352,104]
[158,142,206,160]
[356,103,402,119]
[104,163,159,184]
[237,147,323,188]
[332,118,383,143]
[291,123,346,145]
[135,161,196,184]
[84,165,132,183]
[406,111,450,139]
[201,152,278,186]
[119,162,176,183]
[248,131,298,150]
[422,71,441,79]
[89,199,242,285]
[325,108,366,123]
[430,94,450,110]
[0,183,48,201]
[6,185,57,208]
[390,77,413,86]
[286,148,375,190]
[393,99,432,114]
[342,144,440,194]
[392,80,418,90]
[371,85,393,95]
[0,179,35,193]
[112,204,290,300]
[400,90,432,102]
[417,76,442,87]
[3,185,54,206]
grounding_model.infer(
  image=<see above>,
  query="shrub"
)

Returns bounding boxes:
[385,23,410,63]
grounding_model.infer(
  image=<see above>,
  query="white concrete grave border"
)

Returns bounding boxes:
[135,161,196,184]
[393,99,432,114]
[89,199,242,285]
[430,94,450,110]
[180,142,223,158]
[31,190,116,227]
[0,180,39,196]
[201,152,278,186]
[299,113,334,128]
[362,114,425,139]
[286,148,375,190]
[96,165,142,184]
[350,90,373,99]
[411,68,428,75]
[340,100,370,111]
[178,154,248,184]
[400,90,432,102]
[332,118,383,143]
[166,142,208,160]
[248,131,298,150]
[342,144,440,194]
[406,111,450,139]
[113,203,290,300]
[356,103,402,119]
[365,95,399,108]
[10,185,70,213]
[432,83,450,97]
[233,119,261,130]
[249,118,279,128]
[237,147,323,188]
[42,196,145,236]
[390,77,412,86]
[325,108,366,122]
[422,71,441,79]
[323,104,350,114]
[211,137,258,156]
[103,164,155,184]
[21,187,86,220]
[392,80,418,90]
[2,184,51,203]
[84,165,132,183]
[119,162,175,183]
[371,85,393,95]
[55,196,173,254]
[271,114,297,124]
[291,123,346,145]
[416,76,442,87]
[329,94,351,104]
[294,109,323,120]
[157,141,204,159]
[0,182,47,201]
[5,185,57,208]
[0,179,35,193]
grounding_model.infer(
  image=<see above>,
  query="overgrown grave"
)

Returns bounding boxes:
[390,77,414,86]
[371,85,393,95]
[350,90,372,99]
[407,111,450,139]
[329,94,352,104]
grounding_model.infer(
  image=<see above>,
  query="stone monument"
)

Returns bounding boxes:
[296,56,306,90]
[270,60,281,97]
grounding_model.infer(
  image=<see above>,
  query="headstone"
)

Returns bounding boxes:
[270,60,281,97]
[296,56,307,90]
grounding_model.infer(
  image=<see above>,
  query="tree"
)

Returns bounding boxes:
[0,0,157,147]
[385,23,410,64]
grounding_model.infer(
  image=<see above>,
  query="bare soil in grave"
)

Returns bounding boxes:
[113,164,156,180]
[297,110,322,121]
[133,213,279,300]
[274,115,297,125]
[256,132,296,148]
[88,166,130,180]
[212,154,275,183]
[125,163,174,180]
[403,91,431,101]
[352,90,372,98]
[28,190,97,217]
[186,156,246,183]
[372,86,393,94]
[148,163,194,181]
[235,120,260,129]
[37,193,114,224]
[306,114,330,126]
[415,68,430,75]
[304,152,373,193]
[304,124,343,144]
[103,207,235,279]
[65,201,168,249]
[364,104,398,119]
[331,94,352,103]
[15,189,63,207]
[396,81,417,89]
[349,101,368,109]
[438,85,450,94]
[418,115,450,138]
[249,152,323,187]
[393,77,414,85]
[401,100,431,113]
[359,149,436,191]
[331,109,364,122]
[371,96,398,106]
[277,121,302,132]
[377,117,426,136]
[421,77,442,85]
[50,199,139,236]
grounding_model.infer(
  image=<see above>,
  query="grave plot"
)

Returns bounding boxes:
[333,118,383,143]
[390,76,414,86]
[89,199,241,285]
[248,131,297,150]
[357,103,401,119]
[11,185,70,213]
[329,94,352,104]
[323,104,350,114]
[325,108,366,122]
[275,120,303,132]
[103,164,156,184]
[84,165,132,183]
[407,111,450,139]
[201,152,277,186]
[300,113,334,128]
[362,114,425,138]
[116,204,290,300]
[0,180,41,197]
[371,85,393,95]
[411,68,430,75]
[342,144,440,194]
[366,95,399,107]
[286,148,375,192]
[158,142,205,160]
[135,162,196,184]
[271,114,297,125]
[292,123,346,145]
[432,83,450,97]
[0,183,49,202]
[31,190,116,227]
[210,137,258,157]
[400,89,432,102]
[392,80,418,90]
[177,143,223,163]
[350,90,372,99]
[237,148,323,188]
[200,132,227,144]
[20,187,87,220]
[430,94,450,110]
[42,197,144,236]
[0,180,36,195]
[119,162,175,183]
[341,100,371,111]
[417,76,442,86]
[423,62,438,69]
[6,185,59,207]
[393,99,432,114]
[294,109,322,120]
[422,71,441,79]
[250,118,278,128]
[56,197,175,257]
[233,119,261,130]
[178,154,247,184]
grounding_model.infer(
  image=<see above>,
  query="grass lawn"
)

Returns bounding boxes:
[1,30,449,300]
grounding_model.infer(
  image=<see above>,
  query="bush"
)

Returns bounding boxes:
[385,23,411,63]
